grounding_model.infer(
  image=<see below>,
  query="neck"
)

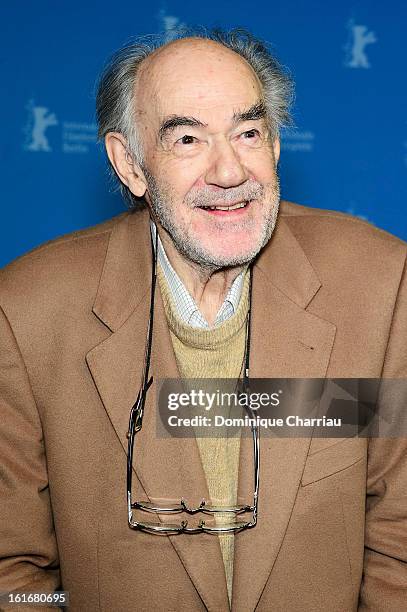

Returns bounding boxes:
[158,226,244,327]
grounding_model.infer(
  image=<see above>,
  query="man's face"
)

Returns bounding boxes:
[135,39,281,268]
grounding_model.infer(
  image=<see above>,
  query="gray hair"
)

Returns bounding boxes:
[96,28,295,208]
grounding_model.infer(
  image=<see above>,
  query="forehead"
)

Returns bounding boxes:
[135,39,263,126]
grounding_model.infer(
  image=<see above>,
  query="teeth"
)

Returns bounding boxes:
[206,201,248,211]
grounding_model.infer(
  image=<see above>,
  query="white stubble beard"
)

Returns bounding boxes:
[143,168,281,270]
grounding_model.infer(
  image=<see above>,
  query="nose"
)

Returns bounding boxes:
[204,138,249,188]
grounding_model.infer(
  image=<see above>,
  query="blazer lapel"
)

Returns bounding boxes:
[232,217,337,612]
[86,210,230,611]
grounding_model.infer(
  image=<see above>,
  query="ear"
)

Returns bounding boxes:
[104,132,147,198]
[273,137,280,167]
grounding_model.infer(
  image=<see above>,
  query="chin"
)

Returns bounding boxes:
[208,223,274,265]
[182,234,270,269]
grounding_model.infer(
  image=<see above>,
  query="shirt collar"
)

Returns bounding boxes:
[150,221,245,329]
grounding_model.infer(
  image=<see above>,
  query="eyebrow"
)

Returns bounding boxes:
[158,116,207,140]
[158,101,267,141]
[232,101,267,124]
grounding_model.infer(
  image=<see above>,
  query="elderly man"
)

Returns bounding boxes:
[0,29,406,612]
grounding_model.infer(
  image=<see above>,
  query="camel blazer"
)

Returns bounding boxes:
[0,201,406,612]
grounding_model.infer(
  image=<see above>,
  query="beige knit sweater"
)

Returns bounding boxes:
[157,265,250,603]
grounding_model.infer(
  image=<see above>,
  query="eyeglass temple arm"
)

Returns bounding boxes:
[128,376,154,434]
[248,406,260,526]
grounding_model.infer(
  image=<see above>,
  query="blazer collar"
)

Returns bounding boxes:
[92,208,152,332]
[87,205,336,612]
[92,206,323,332]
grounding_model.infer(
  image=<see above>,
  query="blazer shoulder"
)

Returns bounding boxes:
[3,212,128,267]
[277,201,407,299]
[280,199,406,256]
[0,212,132,310]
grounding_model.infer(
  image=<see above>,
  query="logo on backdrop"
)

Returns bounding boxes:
[24,100,58,152]
[344,20,377,68]
[158,8,185,41]
[280,130,315,153]
[346,205,375,226]
[23,99,97,154]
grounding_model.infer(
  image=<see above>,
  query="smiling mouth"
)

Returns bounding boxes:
[198,200,251,213]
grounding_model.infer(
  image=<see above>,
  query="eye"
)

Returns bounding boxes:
[242,129,260,140]
[238,128,266,148]
[177,134,197,145]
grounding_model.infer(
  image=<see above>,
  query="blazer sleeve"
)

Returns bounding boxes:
[358,253,407,610]
[0,305,60,611]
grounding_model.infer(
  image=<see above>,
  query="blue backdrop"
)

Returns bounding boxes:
[2,0,406,267]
